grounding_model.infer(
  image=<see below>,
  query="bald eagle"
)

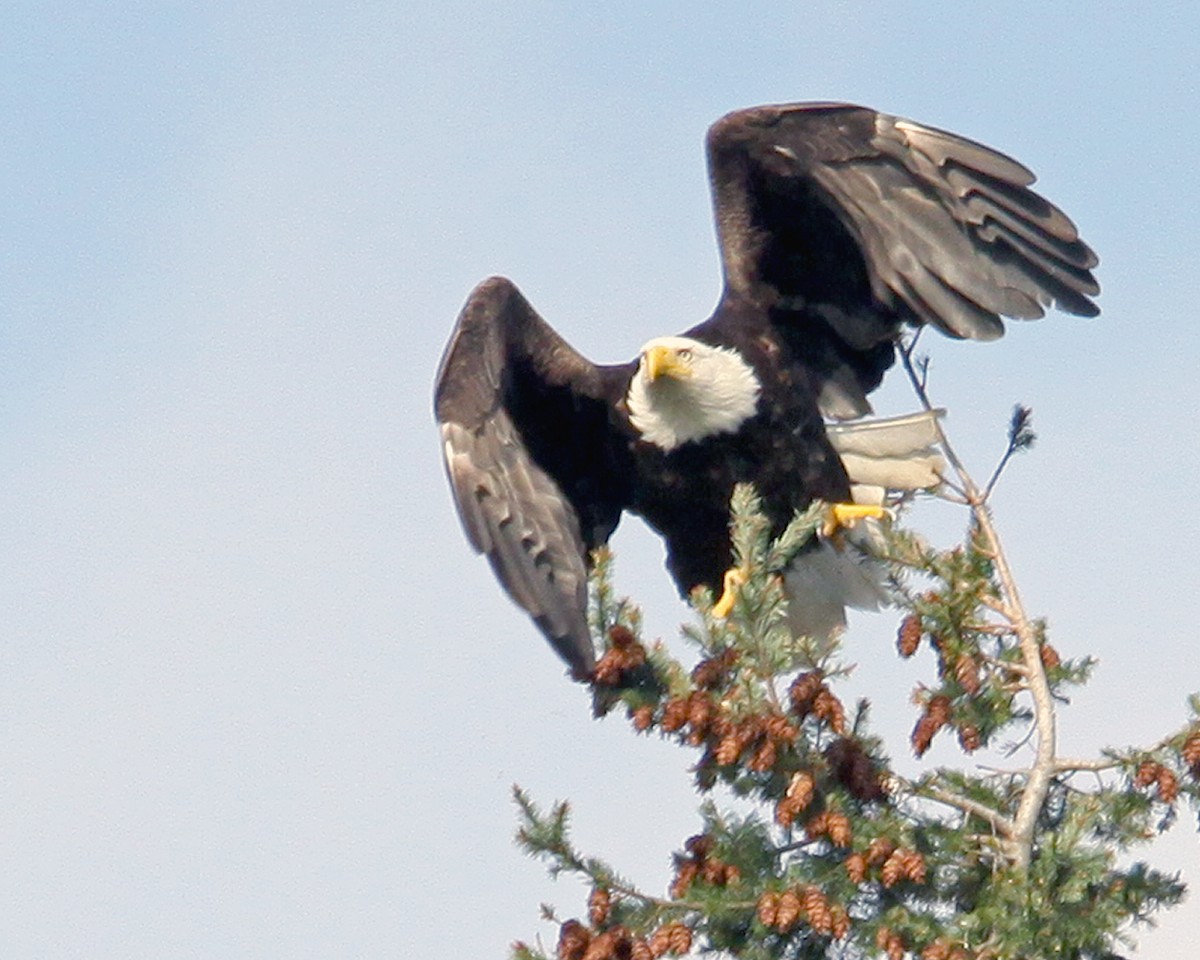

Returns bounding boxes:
[434,102,1098,679]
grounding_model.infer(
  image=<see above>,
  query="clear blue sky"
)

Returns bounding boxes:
[4,2,1198,956]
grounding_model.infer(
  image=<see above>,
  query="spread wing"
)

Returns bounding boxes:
[705,102,1099,415]
[434,277,629,677]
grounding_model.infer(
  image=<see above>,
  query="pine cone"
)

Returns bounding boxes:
[921,939,952,960]
[664,922,692,954]
[715,729,747,766]
[911,714,939,758]
[902,848,928,883]
[955,654,981,695]
[756,891,780,927]
[804,811,829,842]
[592,649,627,686]
[669,860,698,899]
[775,889,801,930]
[1134,759,1160,788]
[897,614,922,658]
[844,851,868,884]
[631,940,652,960]
[630,705,655,732]
[609,625,637,649]
[812,688,847,734]
[927,694,952,726]
[881,849,906,887]
[825,812,853,847]
[774,795,802,828]
[1039,643,1061,670]
[1157,766,1180,804]
[647,926,671,959]
[886,933,906,960]
[748,737,777,772]
[830,904,851,940]
[957,724,982,753]
[764,712,798,742]
[660,697,689,733]
[558,920,591,960]
[589,888,611,927]
[786,770,816,807]
[789,670,825,717]
[685,691,714,737]
[801,886,831,934]
[691,648,739,689]
[582,930,618,960]
[1181,731,1200,776]
[866,837,896,866]
[825,737,886,802]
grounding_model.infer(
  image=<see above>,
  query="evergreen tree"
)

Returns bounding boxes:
[511,343,1199,960]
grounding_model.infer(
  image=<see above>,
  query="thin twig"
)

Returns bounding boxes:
[899,338,1059,873]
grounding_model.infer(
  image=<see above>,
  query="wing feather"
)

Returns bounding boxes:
[705,103,1099,405]
[434,277,625,677]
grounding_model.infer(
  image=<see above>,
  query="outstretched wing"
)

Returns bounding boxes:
[434,277,629,677]
[705,102,1099,414]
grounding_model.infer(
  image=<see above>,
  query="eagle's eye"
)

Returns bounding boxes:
[677,348,693,360]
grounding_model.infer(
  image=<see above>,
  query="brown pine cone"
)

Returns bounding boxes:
[558,920,591,960]
[1181,731,1200,776]
[588,887,611,927]
[830,904,851,940]
[660,697,689,733]
[1039,643,1061,670]
[902,848,928,883]
[897,614,922,658]
[1157,766,1180,804]
[669,860,698,899]
[921,939,952,960]
[664,922,692,954]
[957,724,982,753]
[764,712,799,742]
[685,691,714,736]
[1134,759,1160,788]
[825,812,853,847]
[955,654,981,695]
[581,929,618,960]
[774,795,801,828]
[786,770,816,806]
[812,688,847,734]
[775,889,801,930]
[844,851,868,884]
[801,886,831,934]
[789,670,825,717]
[748,737,778,772]
[881,849,906,887]
[865,837,896,866]
[756,891,780,927]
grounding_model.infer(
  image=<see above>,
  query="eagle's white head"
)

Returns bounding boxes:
[626,336,761,451]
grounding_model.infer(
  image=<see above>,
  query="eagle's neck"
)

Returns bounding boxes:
[626,344,761,451]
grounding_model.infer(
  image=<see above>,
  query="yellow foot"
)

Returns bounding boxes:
[821,502,890,539]
[711,567,748,619]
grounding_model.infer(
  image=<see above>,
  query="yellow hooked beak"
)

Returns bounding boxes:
[644,345,693,382]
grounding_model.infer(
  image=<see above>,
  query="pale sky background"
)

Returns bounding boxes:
[4,2,1199,957]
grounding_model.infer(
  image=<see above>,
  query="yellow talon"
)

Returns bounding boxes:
[712,567,748,618]
[821,502,890,539]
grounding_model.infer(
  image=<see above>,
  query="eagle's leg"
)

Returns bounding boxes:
[711,566,748,619]
[821,502,889,540]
